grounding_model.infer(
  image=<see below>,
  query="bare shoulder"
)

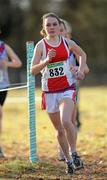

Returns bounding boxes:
[68,39,77,47]
[32,39,44,63]
[33,39,45,61]
[63,37,77,48]
[34,39,44,51]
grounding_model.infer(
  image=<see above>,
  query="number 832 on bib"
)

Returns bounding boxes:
[47,61,66,78]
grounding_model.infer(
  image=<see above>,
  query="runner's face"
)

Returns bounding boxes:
[59,23,67,37]
[43,17,60,37]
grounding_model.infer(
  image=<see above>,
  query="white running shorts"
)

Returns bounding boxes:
[45,89,76,113]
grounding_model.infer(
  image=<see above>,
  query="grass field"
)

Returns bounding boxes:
[0,86,107,180]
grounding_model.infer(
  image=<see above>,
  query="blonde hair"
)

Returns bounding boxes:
[60,19,72,34]
[40,12,61,37]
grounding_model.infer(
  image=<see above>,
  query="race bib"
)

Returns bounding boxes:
[0,70,3,82]
[47,61,65,78]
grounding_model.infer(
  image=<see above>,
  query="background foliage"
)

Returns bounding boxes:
[0,0,107,85]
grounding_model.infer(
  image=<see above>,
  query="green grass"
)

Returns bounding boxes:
[0,86,107,179]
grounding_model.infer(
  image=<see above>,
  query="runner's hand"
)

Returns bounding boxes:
[0,59,7,67]
[77,68,85,80]
[46,49,56,63]
[69,65,78,75]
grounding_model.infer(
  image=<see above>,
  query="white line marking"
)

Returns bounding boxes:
[0,85,28,92]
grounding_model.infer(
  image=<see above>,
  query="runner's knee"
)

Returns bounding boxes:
[56,127,65,138]
[62,120,71,130]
